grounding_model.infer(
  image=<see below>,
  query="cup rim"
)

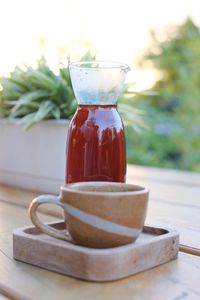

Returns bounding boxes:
[61,182,149,196]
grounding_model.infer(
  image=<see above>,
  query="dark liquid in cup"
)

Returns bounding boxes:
[65,105,126,183]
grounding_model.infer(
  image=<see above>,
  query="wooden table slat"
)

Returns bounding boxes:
[127,165,200,186]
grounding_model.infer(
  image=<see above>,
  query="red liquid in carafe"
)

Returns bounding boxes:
[65,105,126,183]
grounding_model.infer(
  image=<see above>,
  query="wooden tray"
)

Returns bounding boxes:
[13,221,179,282]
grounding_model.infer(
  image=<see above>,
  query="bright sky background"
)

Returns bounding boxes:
[0,0,200,90]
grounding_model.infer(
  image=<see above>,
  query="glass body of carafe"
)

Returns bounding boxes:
[65,61,130,184]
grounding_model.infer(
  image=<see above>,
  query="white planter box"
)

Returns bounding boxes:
[0,120,69,193]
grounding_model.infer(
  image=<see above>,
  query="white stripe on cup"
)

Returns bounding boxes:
[63,203,141,238]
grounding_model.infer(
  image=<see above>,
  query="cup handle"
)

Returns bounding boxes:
[29,195,71,241]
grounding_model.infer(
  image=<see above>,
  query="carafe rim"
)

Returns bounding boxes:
[70,60,130,72]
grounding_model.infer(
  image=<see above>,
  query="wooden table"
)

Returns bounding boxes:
[0,165,200,300]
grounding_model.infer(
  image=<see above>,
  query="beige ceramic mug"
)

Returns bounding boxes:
[29,182,149,248]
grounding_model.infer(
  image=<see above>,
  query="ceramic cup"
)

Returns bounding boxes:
[29,182,149,248]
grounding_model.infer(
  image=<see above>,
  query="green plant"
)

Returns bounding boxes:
[0,57,76,129]
[127,18,200,171]
[0,53,145,131]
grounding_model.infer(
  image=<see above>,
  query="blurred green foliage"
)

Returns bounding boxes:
[0,52,144,131]
[126,18,200,171]
[0,52,95,129]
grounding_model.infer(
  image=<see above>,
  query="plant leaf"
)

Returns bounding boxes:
[17,112,37,129]
[33,100,55,123]
[26,70,58,91]
[51,107,61,119]
[11,90,50,112]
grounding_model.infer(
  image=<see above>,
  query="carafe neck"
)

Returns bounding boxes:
[69,61,130,106]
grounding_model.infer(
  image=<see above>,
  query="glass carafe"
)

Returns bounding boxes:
[65,61,130,184]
